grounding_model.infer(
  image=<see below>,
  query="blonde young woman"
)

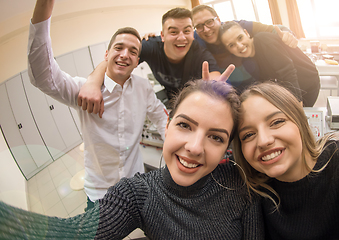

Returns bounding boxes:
[233,82,339,240]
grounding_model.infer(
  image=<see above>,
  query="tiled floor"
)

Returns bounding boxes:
[26,143,146,239]
[26,89,332,240]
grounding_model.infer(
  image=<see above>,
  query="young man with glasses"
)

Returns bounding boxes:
[192,5,298,91]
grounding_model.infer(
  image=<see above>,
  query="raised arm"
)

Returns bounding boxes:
[31,0,54,24]
[77,61,107,118]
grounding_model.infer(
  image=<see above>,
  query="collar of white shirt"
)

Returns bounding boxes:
[104,73,132,93]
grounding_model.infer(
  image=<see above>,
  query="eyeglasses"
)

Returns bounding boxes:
[194,17,218,32]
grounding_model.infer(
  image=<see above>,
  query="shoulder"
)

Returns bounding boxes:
[130,73,151,85]
[108,171,157,197]
[190,40,207,52]
[319,139,339,164]
[254,31,278,41]
[213,163,245,189]
[236,20,254,33]
[141,36,162,48]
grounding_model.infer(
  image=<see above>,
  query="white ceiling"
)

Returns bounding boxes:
[0,0,67,23]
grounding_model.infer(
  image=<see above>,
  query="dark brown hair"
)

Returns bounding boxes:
[162,7,192,26]
[107,27,142,55]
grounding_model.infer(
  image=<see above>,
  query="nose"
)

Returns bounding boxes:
[257,129,274,150]
[185,132,204,156]
[203,24,210,32]
[236,42,243,48]
[120,48,129,58]
[177,31,186,40]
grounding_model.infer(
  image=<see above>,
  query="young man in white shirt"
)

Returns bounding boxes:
[29,0,167,210]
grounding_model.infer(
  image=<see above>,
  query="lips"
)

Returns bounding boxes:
[240,47,247,53]
[175,44,186,49]
[261,150,282,161]
[258,148,284,164]
[176,155,202,173]
[116,61,129,67]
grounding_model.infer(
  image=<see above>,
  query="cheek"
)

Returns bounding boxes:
[241,142,255,162]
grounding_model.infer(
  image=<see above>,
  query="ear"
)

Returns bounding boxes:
[244,29,250,38]
[160,30,165,42]
[104,49,109,61]
[134,57,140,68]
[165,116,171,137]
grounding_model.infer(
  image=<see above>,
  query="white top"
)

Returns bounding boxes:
[27,17,167,201]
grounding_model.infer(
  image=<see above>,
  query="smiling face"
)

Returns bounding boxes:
[221,25,255,58]
[192,9,221,44]
[163,91,234,186]
[161,17,194,63]
[105,33,140,84]
[238,94,311,182]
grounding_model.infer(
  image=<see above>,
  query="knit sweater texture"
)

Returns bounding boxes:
[0,163,264,239]
[263,140,339,240]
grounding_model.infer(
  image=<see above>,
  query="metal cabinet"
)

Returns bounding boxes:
[21,71,82,158]
[0,84,39,179]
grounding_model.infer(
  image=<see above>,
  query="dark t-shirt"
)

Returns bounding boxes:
[140,36,219,99]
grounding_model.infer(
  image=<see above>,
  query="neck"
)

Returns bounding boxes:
[164,47,184,64]
[106,72,129,87]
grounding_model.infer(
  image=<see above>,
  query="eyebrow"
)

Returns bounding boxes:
[114,42,139,52]
[168,25,193,31]
[175,114,230,137]
[238,110,282,133]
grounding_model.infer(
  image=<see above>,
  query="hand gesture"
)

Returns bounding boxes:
[274,25,298,48]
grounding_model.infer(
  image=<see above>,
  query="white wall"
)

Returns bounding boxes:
[0,0,191,209]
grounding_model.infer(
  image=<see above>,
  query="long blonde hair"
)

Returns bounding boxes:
[233,82,338,208]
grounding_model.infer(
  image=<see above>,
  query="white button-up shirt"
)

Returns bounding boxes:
[28,18,167,201]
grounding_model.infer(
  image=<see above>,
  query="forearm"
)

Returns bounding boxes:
[147,92,168,140]
[0,201,99,239]
[88,61,107,87]
[31,0,55,24]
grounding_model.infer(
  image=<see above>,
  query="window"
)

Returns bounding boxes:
[296,0,339,39]
[200,0,273,24]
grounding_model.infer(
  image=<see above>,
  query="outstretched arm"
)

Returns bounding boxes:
[77,61,107,118]
[31,0,54,24]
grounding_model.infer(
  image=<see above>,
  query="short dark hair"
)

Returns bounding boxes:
[107,27,142,55]
[162,7,192,26]
[219,21,243,40]
[192,5,218,18]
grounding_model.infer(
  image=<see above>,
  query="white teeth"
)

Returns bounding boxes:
[179,157,199,168]
[241,47,247,53]
[261,151,281,161]
[176,44,186,47]
[117,63,127,66]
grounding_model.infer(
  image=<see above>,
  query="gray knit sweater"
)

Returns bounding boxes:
[0,163,264,239]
